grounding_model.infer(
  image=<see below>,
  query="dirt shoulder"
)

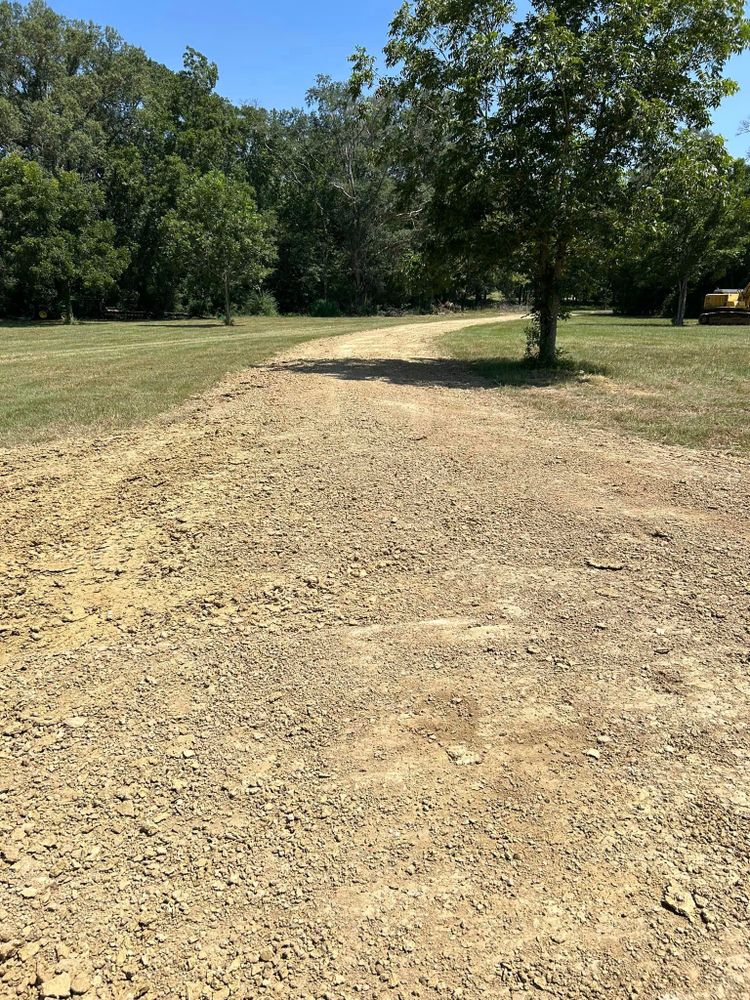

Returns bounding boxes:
[1,315,748,999]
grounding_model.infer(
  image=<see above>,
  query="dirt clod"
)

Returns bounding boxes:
[38,971,71,998]
[662,884,698,923]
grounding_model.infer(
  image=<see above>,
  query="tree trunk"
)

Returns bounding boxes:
[538,307,558,365]
[673,278,688,327]
[353,250,367,314]
[223,271,232,326]
[534,249,563,365]
[537,282,560,365]
[63,284,74,325]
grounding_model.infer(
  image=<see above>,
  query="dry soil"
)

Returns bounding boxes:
[1,316,749,1000]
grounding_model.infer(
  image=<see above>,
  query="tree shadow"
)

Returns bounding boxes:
[592,320,676,329]
[151,322,228,331]
[270,355,608,390]
[0,318,62,329]
[0,319,227,332]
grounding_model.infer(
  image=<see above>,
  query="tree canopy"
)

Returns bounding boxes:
[619,132,749,325]
[164,171,275,325]
[386,0,749,360]
[0,0,748,340]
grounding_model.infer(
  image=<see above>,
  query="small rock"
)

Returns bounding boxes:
[445,744,482,766]
[1,843,21,864]
[585,749,600,759]
[19,941,41,962]
[39,971,72,997]
[0,940,17,963]
[70,972,92,995]
[662,883,697,923]
[64,717,87,730]
[586,558,624,571]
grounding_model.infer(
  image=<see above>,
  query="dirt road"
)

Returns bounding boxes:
[1,316,749,1000]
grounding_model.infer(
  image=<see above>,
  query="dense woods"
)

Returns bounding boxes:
[1,0,749,350]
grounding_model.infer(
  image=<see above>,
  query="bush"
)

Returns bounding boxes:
[309,298,343,317]
[245,290,279,316]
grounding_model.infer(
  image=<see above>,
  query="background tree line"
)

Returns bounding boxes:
[0,0,748,351]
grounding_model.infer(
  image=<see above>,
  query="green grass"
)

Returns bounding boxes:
[442,313,750,454]
[0,314,436,449]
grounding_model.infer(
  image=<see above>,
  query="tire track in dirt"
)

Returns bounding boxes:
[1,314,749,1000]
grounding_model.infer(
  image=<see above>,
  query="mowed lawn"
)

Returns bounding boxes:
[0,315,435,448]
[443,314,750,454]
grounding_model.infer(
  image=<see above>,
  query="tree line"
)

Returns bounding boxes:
[1,0,748,358]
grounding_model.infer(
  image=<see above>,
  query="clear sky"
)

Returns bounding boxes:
[55,0,749,157]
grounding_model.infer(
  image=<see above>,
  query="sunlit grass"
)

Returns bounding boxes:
[442,314,750,454]
[0,314,436,448]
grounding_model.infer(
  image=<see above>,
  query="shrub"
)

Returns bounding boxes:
[244,290,279,316]
[309,298,343,317]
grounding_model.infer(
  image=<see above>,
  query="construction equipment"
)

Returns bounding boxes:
[699,281,750,325]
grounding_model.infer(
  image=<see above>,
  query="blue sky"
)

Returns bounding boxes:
[56,0,749,157]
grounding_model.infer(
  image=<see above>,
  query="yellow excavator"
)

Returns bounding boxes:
[699,281,750,325]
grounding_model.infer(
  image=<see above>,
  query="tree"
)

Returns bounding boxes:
[138,47,247,176]
[0,154,129,320]
[0,0,148,175]
[269,52,422,314]
[619,132,748,326]
[387,0,749,362]
[164,171,275,325]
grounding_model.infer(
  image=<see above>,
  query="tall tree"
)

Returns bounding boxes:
[270,53,422,314]
[0,0,148,174]
[0,154,129,320]
[164,170,275,325]
[619,132,748,326]
[387,0,749,362]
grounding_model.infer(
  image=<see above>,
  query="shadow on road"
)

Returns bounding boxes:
[270,355,606,389]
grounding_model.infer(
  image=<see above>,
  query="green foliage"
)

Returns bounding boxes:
[269,59,425,315]
[0,154,129,320]
[523,314,573,367]
[244,290,279,316]
[164,171,276,325]
[0,0,148,175]
[615,131,750,324]
[309,299,344,318]
[387,0,750,358]
[524,318,542,362]
[1,0,748,326]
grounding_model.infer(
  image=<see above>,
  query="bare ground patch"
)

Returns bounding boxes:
[0,315,748,1000]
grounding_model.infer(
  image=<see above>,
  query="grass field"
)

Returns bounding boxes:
[4,312,749,455]
[442,313,750,454]
[0,315,439,449]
